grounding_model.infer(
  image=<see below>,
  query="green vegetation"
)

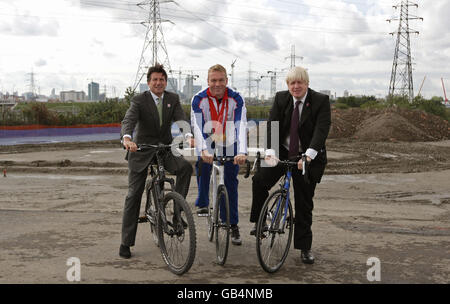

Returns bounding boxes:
[2,94,447,126]
[1,96,272,126]
[335,95,449,121]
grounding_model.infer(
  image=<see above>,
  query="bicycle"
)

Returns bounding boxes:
[254,152,310,273]
[136,143,196,275]
[198,150,250,265]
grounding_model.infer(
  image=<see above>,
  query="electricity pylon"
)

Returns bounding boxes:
[132,0,176,92]
[387,1,423,101]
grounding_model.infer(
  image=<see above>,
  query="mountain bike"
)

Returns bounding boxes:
[137,143,196,275]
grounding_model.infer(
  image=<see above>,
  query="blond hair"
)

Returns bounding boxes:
[286,66,309,85]
[208,64,228,79]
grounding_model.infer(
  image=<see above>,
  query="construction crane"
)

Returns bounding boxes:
[417,76,426,97]
[261,70,280,100]
[442,78,448,105]
[230,59,237,90]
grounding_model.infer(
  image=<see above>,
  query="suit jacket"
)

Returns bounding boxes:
[121,90,187,173]
[266,88,331,183]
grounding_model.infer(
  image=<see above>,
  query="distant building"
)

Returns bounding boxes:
[344,90,349,97]
[139,83,148,93]
[22,92,36,101]
[183,76,196,101]
[49,88,58,99]
[88,82,100,101]
[60,90,86,102]
[167,78,178,93]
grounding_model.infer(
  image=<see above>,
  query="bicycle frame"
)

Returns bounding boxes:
[145,147,177,234]
[271,169,293,233]
[209,157,227,220]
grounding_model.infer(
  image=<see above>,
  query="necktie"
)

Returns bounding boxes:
[288,99,301,159]
[156,97,163,126]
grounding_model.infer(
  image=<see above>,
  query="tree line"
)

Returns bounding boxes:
[1,90,448,126]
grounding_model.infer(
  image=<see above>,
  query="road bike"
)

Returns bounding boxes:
[254,152,310,273]
[198,150,250,265]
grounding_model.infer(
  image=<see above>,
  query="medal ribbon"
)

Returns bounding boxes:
[206,88,228,141]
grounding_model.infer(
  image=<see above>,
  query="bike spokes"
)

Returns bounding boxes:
[215,186,230,265]
[256,191,293,273]
[158,192,196,275]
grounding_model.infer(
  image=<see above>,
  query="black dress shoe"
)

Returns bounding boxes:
[301,250,314,264]
[119,244,131,259]
[250,224,269,236]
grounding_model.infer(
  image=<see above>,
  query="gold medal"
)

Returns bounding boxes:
[211,133,226,143]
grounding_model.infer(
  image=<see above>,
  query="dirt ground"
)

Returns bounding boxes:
[0,139,449,284]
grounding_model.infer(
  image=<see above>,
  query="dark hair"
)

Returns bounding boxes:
[147,63,168,82]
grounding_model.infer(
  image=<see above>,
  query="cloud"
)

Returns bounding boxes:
[0,15,59,36]
[103,51,116,58]
[35,59,47,67]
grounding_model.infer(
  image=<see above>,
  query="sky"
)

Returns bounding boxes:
[0,0,449,100]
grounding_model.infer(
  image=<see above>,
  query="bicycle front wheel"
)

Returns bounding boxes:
[157,191,197,275]
[256,189,293,273]
[214,185,230,265]
[207,173,214,242]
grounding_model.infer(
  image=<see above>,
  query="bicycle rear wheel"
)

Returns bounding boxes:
[256,189,293,273]
[214,185,230,265]
[157,191,196,275]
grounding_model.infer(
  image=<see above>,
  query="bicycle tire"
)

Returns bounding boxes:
[256,189,293,273]
[214,185,230,266]
[207,174,214,242]
[145,180,159,247]
[157,191,197,275]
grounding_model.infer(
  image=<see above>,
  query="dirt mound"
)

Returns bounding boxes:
[353,112,432,142]
[330,107,450,142]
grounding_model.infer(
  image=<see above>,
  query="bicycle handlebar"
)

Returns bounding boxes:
[198,156,251,179]
[123,142,184,151]
[137,142,184,151]
[254,151,311,183]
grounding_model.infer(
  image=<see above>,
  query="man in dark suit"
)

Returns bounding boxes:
[119,64,193,259]
[249,66,331,264]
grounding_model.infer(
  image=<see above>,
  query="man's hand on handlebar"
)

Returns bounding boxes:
[123,137,138,152]
[201,149,214,164]
[264,149,279,167]
[297,155,311,171]
[233,154,247,166]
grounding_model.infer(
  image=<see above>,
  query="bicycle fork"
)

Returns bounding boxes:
[211,163,225,226]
